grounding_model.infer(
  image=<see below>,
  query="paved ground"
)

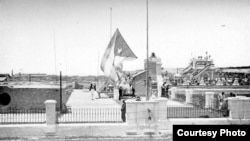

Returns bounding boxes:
[66,89,122,108]
[66,89,192,108]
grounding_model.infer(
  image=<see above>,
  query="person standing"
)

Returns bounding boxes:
[131,85,135,98]
[221,99,229,117]
[89,83,95,100]
[161,82,166,97]
[118,86,123,101]
[93,83,97,99]
[166,85,170,98]
[121,100,126,122]
[218,92,225,110]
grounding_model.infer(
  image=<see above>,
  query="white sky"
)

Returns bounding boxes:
[0,0,250,76]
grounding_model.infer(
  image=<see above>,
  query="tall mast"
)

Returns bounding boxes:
[110,7,112,39]
[97,51,99,84]
[146,0,149,101]
[53,27,57,82]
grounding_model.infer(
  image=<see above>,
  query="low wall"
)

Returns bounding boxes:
[0,119,249,139]
[158,118,250,131]
[0,86,72,110]
[0,123,129,138]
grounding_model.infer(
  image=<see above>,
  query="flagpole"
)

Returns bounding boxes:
[97,51,99,85]
[110,7,112,39]
[146,0,149,101]
[53,27,57,82]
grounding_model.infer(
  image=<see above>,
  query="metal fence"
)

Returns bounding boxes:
[167,96,226,118]
[167,104,224,118]
[0,109,46,124]
[57,108,123,123]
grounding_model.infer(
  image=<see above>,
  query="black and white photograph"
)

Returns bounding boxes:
[0,0,250,140]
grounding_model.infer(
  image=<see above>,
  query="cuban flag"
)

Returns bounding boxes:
[100,28,137,82]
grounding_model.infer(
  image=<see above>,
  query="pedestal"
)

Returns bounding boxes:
[205,92,215,108]
[126,99,159,135]
[156,98,168,120]
[228,97,244,119]
[170,87,177,99]
[44,100,57,125]
[185,89,193,103]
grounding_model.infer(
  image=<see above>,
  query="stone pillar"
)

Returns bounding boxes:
[157,75,163,97]
[113,88,119,100]
[45,100,57,125]
[126,100,158,125]
[170,87,177,99]
[242,97,250,119]
[156,98,168,120]
[228,96,250,119]
[205,92,215,108]
[228,97,244,119]
[126,100,137,125]
[126,99,159,135]
[185,89,193,103]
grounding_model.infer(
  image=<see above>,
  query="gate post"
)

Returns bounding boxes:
[205,92,215,108]
[45,100,57,125]
[185,89,193,103]
[170,87,177,99]
[156,98,168,120]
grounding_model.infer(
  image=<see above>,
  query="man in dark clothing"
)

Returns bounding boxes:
[161,82,166,97]
[118,86,123,101]
[121,100,126,122]
[221,99,229,117]
[131,86,135,98]
[166,85,170,98]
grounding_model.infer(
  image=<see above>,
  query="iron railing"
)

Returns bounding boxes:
[167,104,224,118]
[57,108,123,123]
[0,109,46,124]
[167,95,226,118]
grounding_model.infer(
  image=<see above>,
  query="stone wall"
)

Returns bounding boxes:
[0,86,72,110]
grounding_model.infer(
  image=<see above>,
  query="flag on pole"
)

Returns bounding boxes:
[100,28,137,82]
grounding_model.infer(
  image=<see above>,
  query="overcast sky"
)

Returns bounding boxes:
[0,0,250,76]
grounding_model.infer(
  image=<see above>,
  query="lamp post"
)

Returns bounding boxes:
[58,63,62,112]
[60,71,62,112]
[146,0,149,101]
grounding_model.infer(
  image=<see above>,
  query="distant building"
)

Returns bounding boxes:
[181,54,216,82]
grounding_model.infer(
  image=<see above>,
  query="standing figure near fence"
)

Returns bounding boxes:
[220,99,229,117]
[218,92,225,110]
[89,83,95,100]
[166,85,170,98]
[131,85,135,98]
[161,82,166,97]
[118,86,123,101]
[93,83,97,99]
[121,100,126,122]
